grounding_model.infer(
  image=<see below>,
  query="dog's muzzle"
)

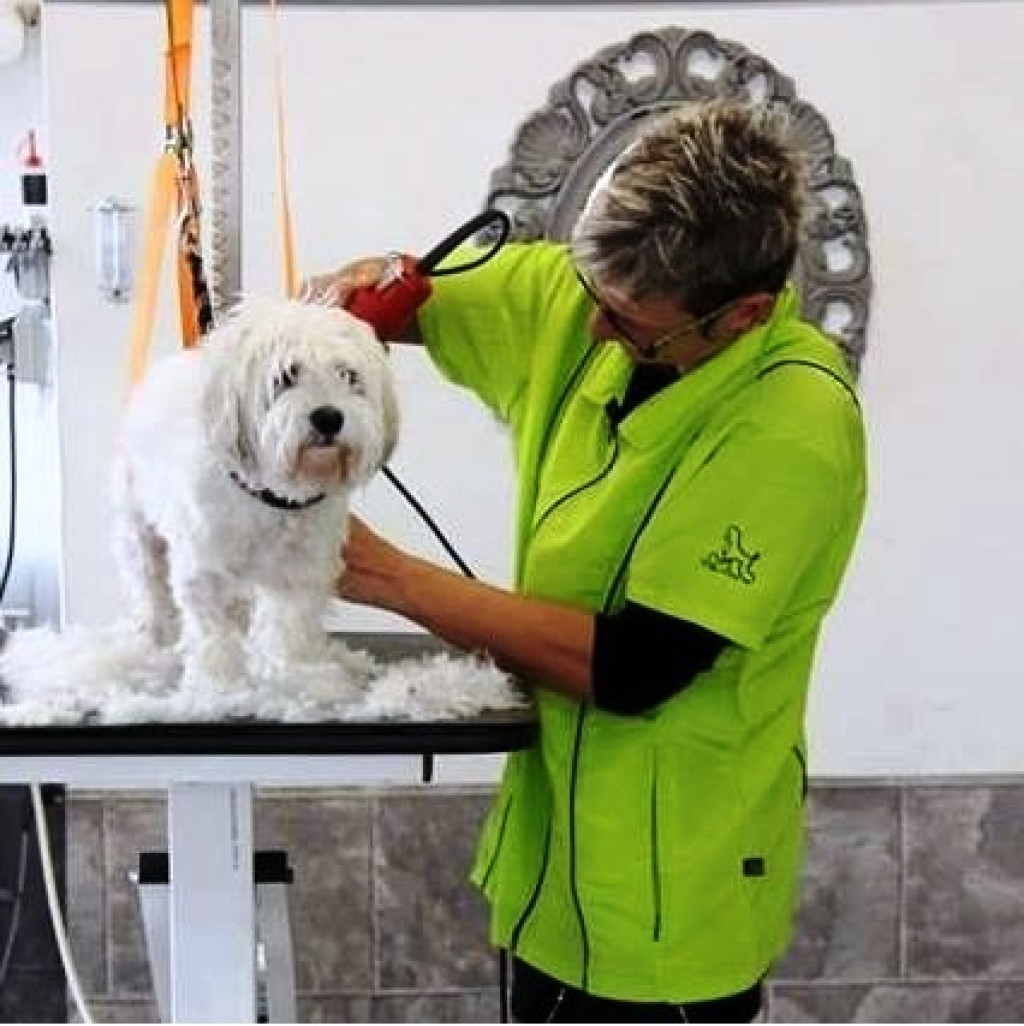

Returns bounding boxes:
[298,405,351,483]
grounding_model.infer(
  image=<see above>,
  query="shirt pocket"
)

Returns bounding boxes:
[651,741,760,969]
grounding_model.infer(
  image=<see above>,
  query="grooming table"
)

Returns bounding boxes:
[0,709,535,1023]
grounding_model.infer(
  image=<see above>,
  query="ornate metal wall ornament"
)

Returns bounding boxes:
[482,26,872,373]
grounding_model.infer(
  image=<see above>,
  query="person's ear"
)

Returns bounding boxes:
[717,293,774,339]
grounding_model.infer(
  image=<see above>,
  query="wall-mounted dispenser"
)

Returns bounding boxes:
[93,197,134,302]
[18,130,46,211]
[1,221,50,305]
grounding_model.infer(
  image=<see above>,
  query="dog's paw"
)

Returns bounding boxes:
[179,651,251,695]
[250,630,339,677]
[178,669,244,695]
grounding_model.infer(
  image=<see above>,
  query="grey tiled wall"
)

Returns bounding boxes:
[772,784,1024,1022]
[60,779,1024,1024]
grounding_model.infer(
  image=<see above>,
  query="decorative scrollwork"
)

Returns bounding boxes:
[481,26,871,373]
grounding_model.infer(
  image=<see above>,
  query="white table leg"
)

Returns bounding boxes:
[168,782,256,1023]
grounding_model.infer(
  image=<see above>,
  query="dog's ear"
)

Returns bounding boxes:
[346,322,400,470]
[358,337,399,468]
[379,359,400,467]
[200,324,256,472]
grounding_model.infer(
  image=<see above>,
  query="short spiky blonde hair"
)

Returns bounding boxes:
[571,100,806,317]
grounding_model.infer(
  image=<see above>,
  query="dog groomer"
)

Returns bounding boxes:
[310,100,867,1023]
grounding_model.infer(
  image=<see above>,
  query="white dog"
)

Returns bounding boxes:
[113,297,398,695]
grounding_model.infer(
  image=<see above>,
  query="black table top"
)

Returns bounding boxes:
[0,708,537,758]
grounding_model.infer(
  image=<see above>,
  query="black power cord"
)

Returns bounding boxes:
[417,209,511,279]
[373,215,503,789]
[0,328,15,603]
[380,467,476,581]
[0,791,31,999]
[379,466,477,791]
[379,467,511,1022]
[499,947,510,1024]
[379,213,517,1017]
[0,336,25,1006]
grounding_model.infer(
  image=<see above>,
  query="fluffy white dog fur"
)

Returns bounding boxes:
[113,297,398,695]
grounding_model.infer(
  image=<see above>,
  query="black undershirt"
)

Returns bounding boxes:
[606,361,679,426]
[590,362,730,716]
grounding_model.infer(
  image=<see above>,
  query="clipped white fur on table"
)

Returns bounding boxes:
[0,624,526,726]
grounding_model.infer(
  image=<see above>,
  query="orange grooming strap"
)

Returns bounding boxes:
[123,151,178,396]
[124,0,213,398]
[163,0,194,127]
[176,163,211,347]
[269,0,299,297]
[167,0,212,348]
[128,0,300,396]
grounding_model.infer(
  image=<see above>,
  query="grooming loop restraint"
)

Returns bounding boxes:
[124,0,214,393]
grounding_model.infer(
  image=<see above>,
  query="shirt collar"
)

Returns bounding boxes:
[578,284,804,450]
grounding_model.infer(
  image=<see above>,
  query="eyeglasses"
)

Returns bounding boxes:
[575,269,737,359]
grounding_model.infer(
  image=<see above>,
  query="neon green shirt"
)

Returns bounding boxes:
[419,241,867,1002]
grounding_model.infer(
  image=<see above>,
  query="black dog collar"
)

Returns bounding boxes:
[228,471,327,511]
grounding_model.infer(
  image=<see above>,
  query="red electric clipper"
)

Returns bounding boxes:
[344,209,510,339]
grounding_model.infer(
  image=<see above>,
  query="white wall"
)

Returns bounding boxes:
[43,1,1024,777]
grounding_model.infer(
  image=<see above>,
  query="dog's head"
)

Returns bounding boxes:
[200,297,398,500]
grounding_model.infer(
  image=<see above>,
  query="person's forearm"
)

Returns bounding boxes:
[373,554,594,699]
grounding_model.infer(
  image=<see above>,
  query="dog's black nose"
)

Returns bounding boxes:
[309,406,344,438]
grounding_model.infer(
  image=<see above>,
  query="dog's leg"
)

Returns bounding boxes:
[246,518,343,678]
[172,567,252,693]
[112,509,181,648]
[251,581,371,701]
[251,585,334,673]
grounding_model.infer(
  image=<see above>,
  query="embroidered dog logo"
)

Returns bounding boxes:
[702,524,760,585]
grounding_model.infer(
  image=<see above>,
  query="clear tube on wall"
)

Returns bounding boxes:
[93,198,133,303]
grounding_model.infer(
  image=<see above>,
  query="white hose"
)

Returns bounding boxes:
[29,784,94,1024]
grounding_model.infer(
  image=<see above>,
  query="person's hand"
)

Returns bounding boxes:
[300,257,391,308]
[337,515,410,611]
[302,256,425,345]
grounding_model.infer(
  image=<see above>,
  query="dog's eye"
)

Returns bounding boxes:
[338,367,363,391]
[274,364,300,394]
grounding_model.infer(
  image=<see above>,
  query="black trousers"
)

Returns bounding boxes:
[510,957,763,1023]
